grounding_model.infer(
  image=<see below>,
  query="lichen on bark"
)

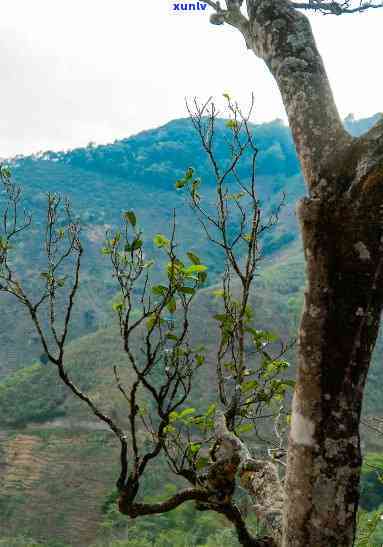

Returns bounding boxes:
[207,1,383,545]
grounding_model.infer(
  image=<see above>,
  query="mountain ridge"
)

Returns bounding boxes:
[1,111,383,546]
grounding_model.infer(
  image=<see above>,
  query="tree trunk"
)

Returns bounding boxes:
[214,0,383,544]
[285,163,383,546]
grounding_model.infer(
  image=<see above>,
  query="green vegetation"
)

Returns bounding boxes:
[1,113,383,546]
[97,485,242,546]
[355,507,383,546]
[0,363,66,425]
[1,116,306,378]
[2,112,378,380]
[360,453,383,512]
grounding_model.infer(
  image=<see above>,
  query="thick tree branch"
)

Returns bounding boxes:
[214,410,284,544]
[119,487,211,517]
[120,482,275,547]
[210,0,352,190]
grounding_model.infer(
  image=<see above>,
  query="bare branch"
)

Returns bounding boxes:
[291,0,383,14]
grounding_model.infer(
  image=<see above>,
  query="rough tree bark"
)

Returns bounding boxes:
[119,409,285,547]
[204,0,383,545]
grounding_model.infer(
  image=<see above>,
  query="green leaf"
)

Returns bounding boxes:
[167,260,183,280]
[235,423,254,435]
[247,328,278,346]
[0,166,12,179]
[175,178,186,189]
[223,92,231,101]
[152,285,168,296]
[178,407,196,420]
[241,380,258,393]
[195,354,205,367]
[112,301,124,312]
[185,167,194,180]
[187,251,201,265]
[195,456,209,471]
[226,119,238,129]
[244,306,253,322]
[56,277,66,288]
[131,238,143,250]
[197,271,208,285]
[263,331,279,343]
[154,234,170,248]
[169,411,178,422]
[126,239,142,252]
[264,359,290,374]
[213,314,228,323]
[167,297,176,314]
[146,314,158,330]
[101,247,111,255]
[183,264,207,274]
[188,442,201,455]
[211,289,224,298]
[226,191,245,201]
[124,210,137,227]
[190,416,205,426]
[206,404,216,417]
[163,425,176,434]
[165,333,178,341]
[191,179,201,202]
[177,286,195,295]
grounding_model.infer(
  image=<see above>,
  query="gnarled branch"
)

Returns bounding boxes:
[214,410,284,544]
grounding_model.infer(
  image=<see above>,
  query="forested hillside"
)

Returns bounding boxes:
[1,113,382,546]
[3,112,379,377]
[1,117,305,375]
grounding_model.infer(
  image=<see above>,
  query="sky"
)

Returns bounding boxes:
[0,0,382,157]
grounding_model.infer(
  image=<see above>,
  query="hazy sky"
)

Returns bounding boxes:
[1,0,382,157]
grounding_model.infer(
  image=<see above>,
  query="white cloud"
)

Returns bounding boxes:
[0,0,381,157]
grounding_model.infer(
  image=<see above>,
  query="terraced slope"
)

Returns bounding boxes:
[0,428,119,546]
